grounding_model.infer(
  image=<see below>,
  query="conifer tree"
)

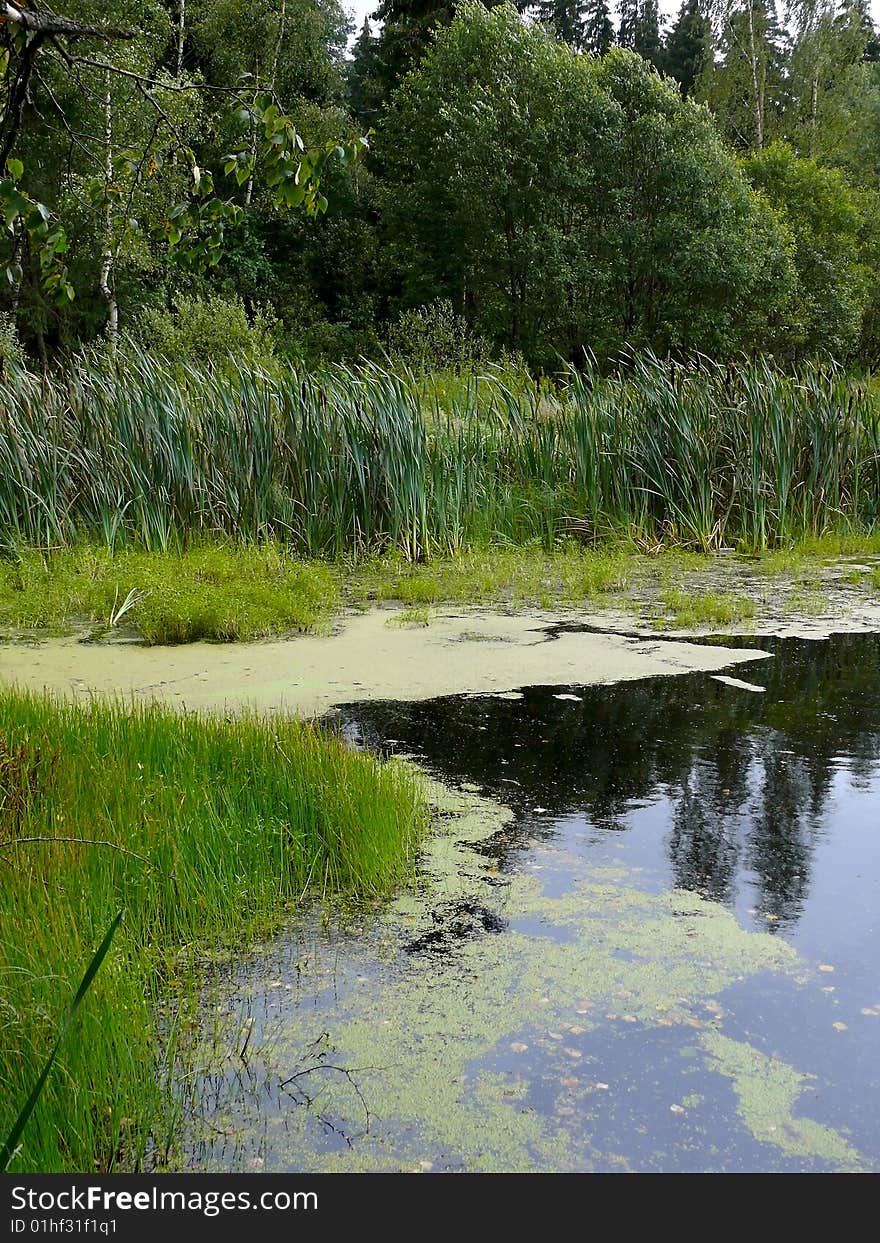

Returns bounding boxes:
[534,1,589,49]
[583,0,615,54]
[666,0,711,95]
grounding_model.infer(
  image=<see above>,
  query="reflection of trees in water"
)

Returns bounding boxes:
[669,760,742,903]
[332,634,880,927]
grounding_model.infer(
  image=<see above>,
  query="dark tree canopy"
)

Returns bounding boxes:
[666,0,710,96]
[2,0,880,367]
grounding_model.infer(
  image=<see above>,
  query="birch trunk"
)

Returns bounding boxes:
[98,73,119,347]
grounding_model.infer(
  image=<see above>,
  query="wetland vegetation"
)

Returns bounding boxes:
[0,692,425,1172]
[3,0,880,1180]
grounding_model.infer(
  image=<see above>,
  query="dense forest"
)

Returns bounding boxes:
[2,0,880,370]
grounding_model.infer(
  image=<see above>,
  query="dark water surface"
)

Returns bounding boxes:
[183,632,880,1173]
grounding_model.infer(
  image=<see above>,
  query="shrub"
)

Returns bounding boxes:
[386,298,492,372]
[134,294,278,365]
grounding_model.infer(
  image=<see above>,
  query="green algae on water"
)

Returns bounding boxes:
[183,777,867,1173]
[701,1032,864,1171]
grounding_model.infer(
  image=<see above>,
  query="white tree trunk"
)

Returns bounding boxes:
[98,74,119,347]
[176,0,185,78]
[746,4,765,150]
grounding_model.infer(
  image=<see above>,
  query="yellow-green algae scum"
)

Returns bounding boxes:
[183,777,867,1173]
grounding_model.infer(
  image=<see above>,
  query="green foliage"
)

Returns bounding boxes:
[386,298,492,371]
[134,293,278,364]
[3,0,880,365]
[582,0,615,55]
[366,0,497,106]
[379,4,796,365]
[0,171,72,305]
[665,0,711,97]
[0,691,426,1170]
[742,143,871,358]
[189,0,351,104]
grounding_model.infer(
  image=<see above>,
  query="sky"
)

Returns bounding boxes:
[343,0,880,41]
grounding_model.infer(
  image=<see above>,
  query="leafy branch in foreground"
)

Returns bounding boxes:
[0,909,123,1174]
[1,5,368,299]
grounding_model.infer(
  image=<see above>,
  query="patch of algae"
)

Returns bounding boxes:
[191,777,866,1172]
[702,1033,864,1171]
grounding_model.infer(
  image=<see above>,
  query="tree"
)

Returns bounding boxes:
[618,0,639,48]
[633,0,663,67]
[533,1,589,49]
[783,0,876,159]
[666,0,711,96]
[348,18,383,122]
[582,0,614,53]
[742,141,871,356]
[378,3,796,364]
[617,0,663,67]
[188,0,350,105]
[700,1,789,149]
[367,0,502,107]
[0,1,365,351]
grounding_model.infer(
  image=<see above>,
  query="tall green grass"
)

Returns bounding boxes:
[0,351,876,556]
[0,692,426,1172]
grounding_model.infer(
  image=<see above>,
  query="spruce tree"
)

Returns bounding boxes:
[618,0,639,48]
[666,0,711,95]
[618,0,663,68]
[534,1,589,49]
[369,1,482,106]
[583,0,615,54]
[633,0,663,67]
[348,19,381,122]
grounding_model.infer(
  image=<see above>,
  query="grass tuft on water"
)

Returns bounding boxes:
[656,588,758,630]
[0,692,426,1172]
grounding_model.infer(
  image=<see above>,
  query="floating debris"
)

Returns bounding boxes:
[711,675,766,693]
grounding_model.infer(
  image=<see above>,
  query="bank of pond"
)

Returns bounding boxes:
[3,626,880,1172]
[0,693,426,1172]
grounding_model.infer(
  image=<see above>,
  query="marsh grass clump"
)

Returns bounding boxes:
[657,588,758,629]
[0,351,876,561]
[0,544,339,643]
[355,545,631,608]
[0,692,426,1172]
[385,606,434,627]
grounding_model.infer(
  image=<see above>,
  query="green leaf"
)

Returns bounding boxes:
[0,912,123,1173]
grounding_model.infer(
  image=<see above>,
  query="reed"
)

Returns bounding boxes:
[0,350,876,557]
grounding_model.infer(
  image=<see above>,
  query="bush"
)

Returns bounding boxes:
[134,294,278,365]
[386,298,492,372]
[279,317,382,365]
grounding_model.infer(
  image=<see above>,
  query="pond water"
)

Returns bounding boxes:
[180,631,880,1173]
